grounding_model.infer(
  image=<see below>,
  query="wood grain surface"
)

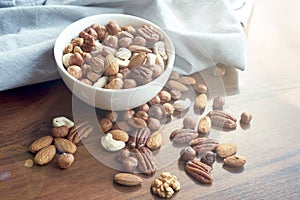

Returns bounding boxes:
[1,0,300,199]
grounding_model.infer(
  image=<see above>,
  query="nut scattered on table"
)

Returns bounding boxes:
[216,143,237,158]
[185,160,213,184]
[240,112,252,124]
[28,135,54,153]
[114,173,143,187]
[224,155,246,168]
[151,172,180,198]
[34,145,56,166]
[57,153,75,169]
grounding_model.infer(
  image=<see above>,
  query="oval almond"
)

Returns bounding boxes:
[146,131,162,150]
[109,129,129,142]
[114,173,143,186]
[54,138,77,154]
[34,145,56,165]
[28,135,53,153]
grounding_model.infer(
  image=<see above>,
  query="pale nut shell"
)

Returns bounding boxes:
[146,131,162,150]
[93,76,109,88]
[224,155,246,168]
[128,45,152,53]
[146,53,157,65]
[28,135,54,153]
[197,116,211,134]
[52,116,74,129]
[57,153,75,169]
[105,78,124,89]
[101,133,125,152]
[114,173,143,186]
[34,145,56,165]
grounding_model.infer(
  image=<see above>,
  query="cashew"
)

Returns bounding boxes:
[153,41,168,61]
[52,116,74,129]
[93,76,109,88]
[100,133,125,152]
[146,53,157,65]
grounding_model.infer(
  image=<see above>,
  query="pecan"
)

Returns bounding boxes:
[207,110,237,129]
[130,65,153,85]
[132,147,156,175]
[189,137,219,154]
[185,160,212,184]
[137,25,163,43]
[128,127,151,149]
[170,129,199,144]
[68,121,93,144]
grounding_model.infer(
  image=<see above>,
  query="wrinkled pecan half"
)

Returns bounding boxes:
[128,127,151,149]
[132,146,156,175]
[68,121,93,144]
[185,160,213,184]
[170,129,199,144]
[207,110,237,129]
[189,137,219,154]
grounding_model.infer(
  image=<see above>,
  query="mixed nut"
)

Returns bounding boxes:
[62,21,169,89]
[28,116,93,169]
[27,65,252,197]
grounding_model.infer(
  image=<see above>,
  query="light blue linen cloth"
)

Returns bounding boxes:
[0,0,246,91]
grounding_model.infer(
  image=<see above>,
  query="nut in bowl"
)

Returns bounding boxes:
[54,14,175,111]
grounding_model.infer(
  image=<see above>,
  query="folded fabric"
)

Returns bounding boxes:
[0,0,246,91]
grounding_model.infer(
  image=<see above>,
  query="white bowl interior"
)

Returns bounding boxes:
[54,14,175,111]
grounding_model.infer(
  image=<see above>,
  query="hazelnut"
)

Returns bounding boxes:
[194,83,207,94]
[122,25,137,35]
[135,110,149,121]
[169,70,180,80]
[148,105,164,119]
[213,96,225,110]
[122,156,138,173]
[123,79,137,89]
[116,148,131,162]
[106,21,121,35]
[87,71,101,83]
[57,153,74,169]
[99,118,113,133]
[183,116,196,129]
[169,89,181,100]
[240,112,252,124]
[131,36,146,46]
[138,104,150,113]
[51,126,69,138]
[180,147,196,161]
[122,109,135,121]
[147,117,161,131]
[106,111,118,122]
[148,95,161,105]
[91,23,106,41]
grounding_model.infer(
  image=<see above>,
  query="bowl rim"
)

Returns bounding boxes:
[54,13,175,95]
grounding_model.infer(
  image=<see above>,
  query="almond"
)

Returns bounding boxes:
[28,135,53,153]
[104,54,119,76]
[146,131,162,150]
[114,173,143,186]
[216,143,237,158]
[224,155,246,168]
[167,80,189,92]
[34,145,56,165]
[127,52,146,68]
[109,129,129,142]
[178,76,196,85]
[54,138,77,154]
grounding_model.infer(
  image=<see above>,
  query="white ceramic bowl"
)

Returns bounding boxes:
[54,14,175,111]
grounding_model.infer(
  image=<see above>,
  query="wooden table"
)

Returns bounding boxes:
[1,0,300,199]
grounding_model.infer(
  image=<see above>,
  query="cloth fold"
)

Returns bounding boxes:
[0,0,246,91]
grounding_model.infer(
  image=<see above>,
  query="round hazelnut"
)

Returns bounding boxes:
[158,91,171,102]
[240,112,252,124]
[123,79,137,89]
[213,96,225,110]
[116,148,131,162]
[147,117,161,131]
[106,21,121,35]
[148,105,164,119]
[122,156,138,173]
[135,110,149,121]
[194,83,207,94]
[69,52,83,66]
[149,95,161,105]
[180,147,196,161]
[99,118,113,133]
[183,116,196,129]
[57,153,74,169]
[122,109,135,121]
[106,111,118,122]
[169,71,180,80]
[67,65,82,79]
[138,104,150,113]
[51,126,69,138]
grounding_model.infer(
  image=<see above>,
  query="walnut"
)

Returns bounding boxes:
[151,172,180,198]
